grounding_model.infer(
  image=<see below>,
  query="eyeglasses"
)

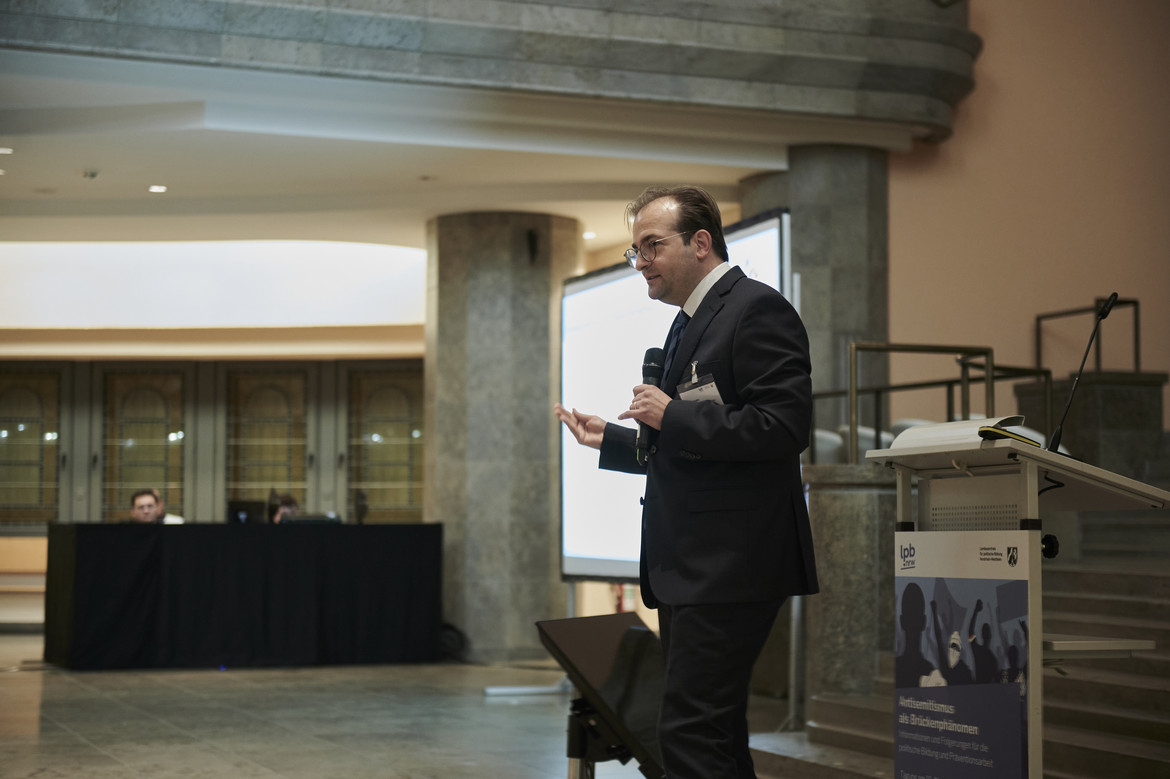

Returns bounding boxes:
[623,231,691,269]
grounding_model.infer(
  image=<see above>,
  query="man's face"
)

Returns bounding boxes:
[630,198,703,307]
[131,495,159,523]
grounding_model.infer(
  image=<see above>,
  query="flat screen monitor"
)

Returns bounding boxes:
[226,500,267,524]
[559,211,790,581]
[537,613,664,776]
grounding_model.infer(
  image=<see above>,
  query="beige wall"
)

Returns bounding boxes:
[888,0,1170,431]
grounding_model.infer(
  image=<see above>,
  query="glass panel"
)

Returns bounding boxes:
[0,371,60,525]
[347,366,424,524]
[226,370,307,516]
[103,371,185,523]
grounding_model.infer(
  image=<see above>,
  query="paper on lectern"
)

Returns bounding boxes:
[889,416,1026,450]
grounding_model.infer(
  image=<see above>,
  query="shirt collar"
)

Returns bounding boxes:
[681,262,730,318]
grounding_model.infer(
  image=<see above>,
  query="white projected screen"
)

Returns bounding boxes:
[560,214,788,580]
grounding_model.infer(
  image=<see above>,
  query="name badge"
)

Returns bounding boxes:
[677,361,723,404]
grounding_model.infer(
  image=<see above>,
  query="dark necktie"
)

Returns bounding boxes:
[662,310,690,379]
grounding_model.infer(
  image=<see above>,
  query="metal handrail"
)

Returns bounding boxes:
[1035,297,1140,372]
[846,343,995,464]
[808,345,1057,465]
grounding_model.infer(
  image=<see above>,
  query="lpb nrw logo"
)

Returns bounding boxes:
[899,542,916,570]
[1007,546,1019,567]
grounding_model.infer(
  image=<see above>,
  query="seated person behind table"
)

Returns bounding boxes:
[128,488,185,524]
[270,494,299,524]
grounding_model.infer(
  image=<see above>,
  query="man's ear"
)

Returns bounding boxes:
[692,229,713,260]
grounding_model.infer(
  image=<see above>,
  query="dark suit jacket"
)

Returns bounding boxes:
[599,265,818,608]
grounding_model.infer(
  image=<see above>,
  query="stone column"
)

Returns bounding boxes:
[788,145,890,434]
[425,211,579,663]
[803,463,898,696]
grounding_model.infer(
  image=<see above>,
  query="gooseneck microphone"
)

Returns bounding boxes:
[1047,292,1118,453]
[636,347,665,466]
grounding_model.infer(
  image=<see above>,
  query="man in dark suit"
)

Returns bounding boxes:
[555,185,818,778]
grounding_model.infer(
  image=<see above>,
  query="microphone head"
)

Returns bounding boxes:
[1099,292,1118,320]
[642,347,665,386]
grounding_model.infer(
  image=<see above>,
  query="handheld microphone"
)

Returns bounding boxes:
[1047,292,1118,453]
[636,347,665,466]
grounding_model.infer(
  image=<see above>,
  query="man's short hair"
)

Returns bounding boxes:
[130,488,161,507]
[626,185,730,263]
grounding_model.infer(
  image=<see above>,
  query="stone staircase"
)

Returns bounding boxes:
[1041,562,1170,778]
[1079,510,1170,559]
[785,557,1170,778]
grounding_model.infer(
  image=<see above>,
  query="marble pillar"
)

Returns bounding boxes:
[425,211,579,663]
[788,145,890,433]
[803,463,898,697]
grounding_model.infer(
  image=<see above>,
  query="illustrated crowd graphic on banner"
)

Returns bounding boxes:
[894,532,1031,779]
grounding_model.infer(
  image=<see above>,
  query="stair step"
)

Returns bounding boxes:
[1044,697,1170,743]
[1053,648,1170,677]
[1081,514,1170,533]
[805,694,893,760]
[1080,542,1170,557]
[1043,723,1170,778]
[1043,565,1170,599]
[1044,666,1170,714]
[805,719,894,760]
[1044,609,1170,646]
[808,693,892,732]
[1042,771,1096,779]
[809,693,891,713]
[750,731,892,779]
[1044,590,1170,622]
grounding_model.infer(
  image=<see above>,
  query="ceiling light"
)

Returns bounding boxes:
[148,185,167,193]
[583,231,597,240]
[0,148,12,155]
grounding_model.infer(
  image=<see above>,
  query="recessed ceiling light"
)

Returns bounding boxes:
[0,170,6,176]
[0,148,13,155]
[148,185,167,193]
[583,231,597,240]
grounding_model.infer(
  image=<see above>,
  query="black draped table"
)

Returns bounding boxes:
[44,523,442,670]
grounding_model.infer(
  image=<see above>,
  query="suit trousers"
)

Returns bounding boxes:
[656,598,785,779]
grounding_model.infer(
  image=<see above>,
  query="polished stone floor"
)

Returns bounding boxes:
[0,633,894,779]
[0,634,656,778]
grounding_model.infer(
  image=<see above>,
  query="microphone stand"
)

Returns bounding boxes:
[1047,292,1118,452]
